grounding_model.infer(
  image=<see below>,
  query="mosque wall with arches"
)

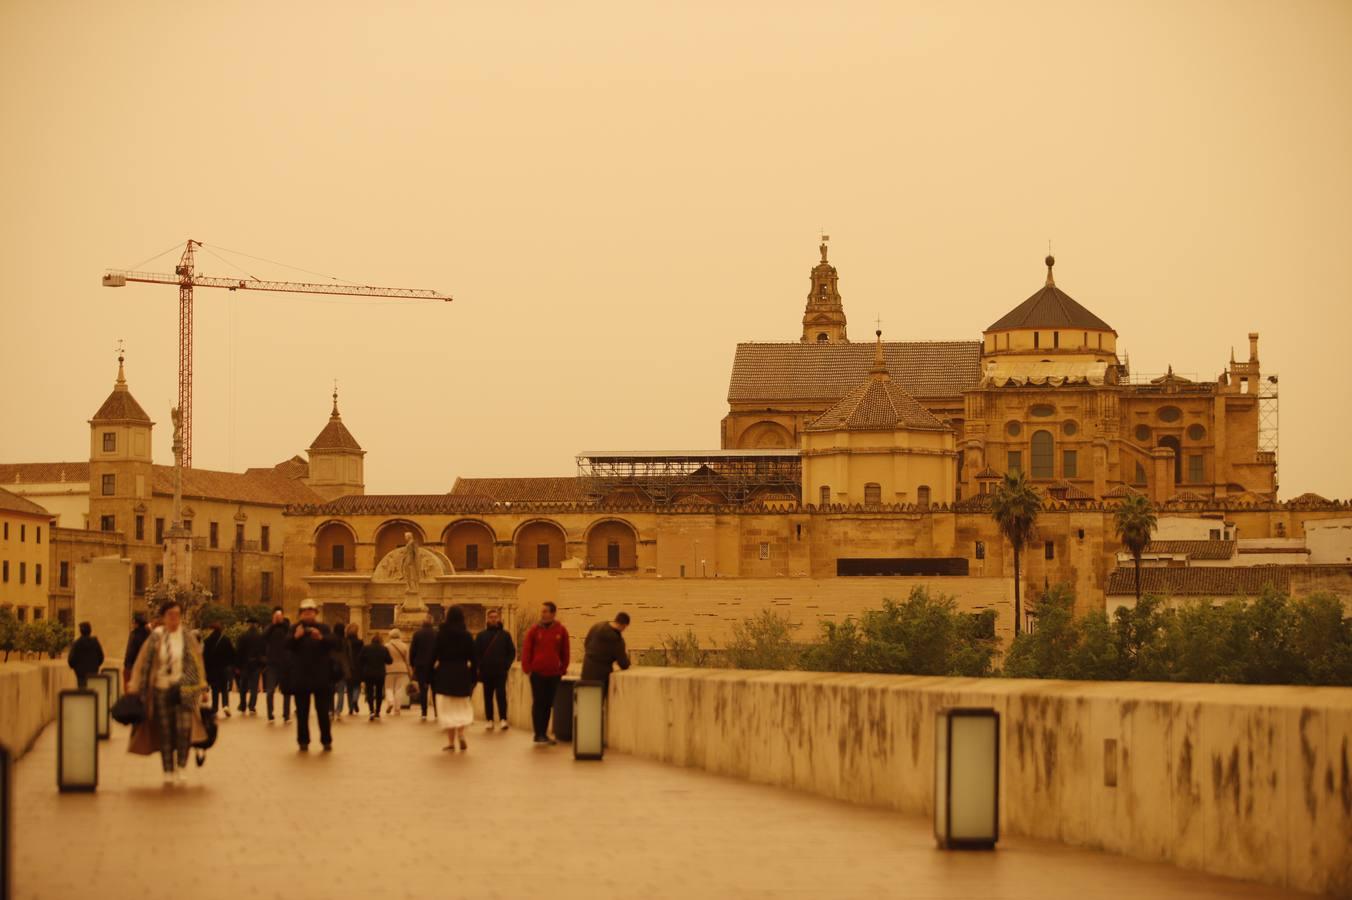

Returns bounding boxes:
[280,498,1352,627]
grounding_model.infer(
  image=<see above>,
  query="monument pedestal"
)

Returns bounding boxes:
[394,604,428,634]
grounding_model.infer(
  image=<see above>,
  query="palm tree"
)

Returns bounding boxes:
[1113,493,1158,602]
[990,470,1042,636]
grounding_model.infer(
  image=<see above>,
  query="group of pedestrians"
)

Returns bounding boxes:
[121,597,632,781]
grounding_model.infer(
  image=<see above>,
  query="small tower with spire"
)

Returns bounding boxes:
[304,383,366,501]
[800,236,849,344]
[88,344,154,536]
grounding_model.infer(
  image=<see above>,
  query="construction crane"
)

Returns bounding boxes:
[103,238,451,467]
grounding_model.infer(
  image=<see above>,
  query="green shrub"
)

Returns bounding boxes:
[639,629,713,667]
[726,609,803,670]
[0,608,19,662]
[802,587,996,677]
[14,619,71,660]
[1001,586,1352,686]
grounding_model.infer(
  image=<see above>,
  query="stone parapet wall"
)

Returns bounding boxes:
[0,660,77,757]
[601,668,1352,896]
[556,575,1013,651]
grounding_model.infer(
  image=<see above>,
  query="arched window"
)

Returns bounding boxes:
[1159,435,1182,484]
[1030,430,1054,479]
[917,485,931,508]
[1134,462,1147,485]
[314,521,356,572]
[443,520,495,571]
[816,333,828,343]
[864,483,881,506]
[738,421,794,449]
[374,520,425,564]
[586,520,638,570]
[819,485,831,507]
[513,520,567,569]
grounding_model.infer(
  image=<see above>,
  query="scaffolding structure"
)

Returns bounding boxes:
[1258,374,1279,491]
[577,450,802,506]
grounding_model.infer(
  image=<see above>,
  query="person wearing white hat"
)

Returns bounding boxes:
[287,599,336,752]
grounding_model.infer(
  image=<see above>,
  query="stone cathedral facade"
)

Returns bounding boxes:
[724,242,1276,506]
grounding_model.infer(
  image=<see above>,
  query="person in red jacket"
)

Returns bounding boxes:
[520,601,570,745]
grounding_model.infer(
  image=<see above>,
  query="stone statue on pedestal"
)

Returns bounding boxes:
[398,532,427,612]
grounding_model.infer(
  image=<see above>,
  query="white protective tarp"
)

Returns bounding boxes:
[981,358,1108,387]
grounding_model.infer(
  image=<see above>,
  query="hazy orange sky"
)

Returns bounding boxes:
[2,1,1349,497]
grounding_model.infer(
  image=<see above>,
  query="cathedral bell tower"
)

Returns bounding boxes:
[801,236,849,343]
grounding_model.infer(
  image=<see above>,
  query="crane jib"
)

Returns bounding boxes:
[101,269,450,301]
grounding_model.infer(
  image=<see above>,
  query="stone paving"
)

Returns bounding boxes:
[13,703,1304,900]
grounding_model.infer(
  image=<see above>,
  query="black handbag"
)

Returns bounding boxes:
[192,708,218,750]
[111,693,147,725]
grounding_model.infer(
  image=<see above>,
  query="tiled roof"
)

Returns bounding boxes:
[310,415,362,452]
[1144,540,1236,560]
[0,458,317,506]
[91,386,152,424]
[0,462,91,484]
[727,341,982,404]
[1045,480,1095,501]
[449,477,589,503]
[0,487,51,517]
[805,377,949,432]
[1106,566,1291,596]
[291,494,498,517]
[986,283,1113,332]
[1104,484,1144,499]
[246,456,310,481]
[150,465,323,507]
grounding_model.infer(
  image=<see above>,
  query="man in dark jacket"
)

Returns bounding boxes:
[67,622,104,687]
[581,611,631,693]
[521,602,570,745]
[409,615,438,720]
[473,607,516,730]
[202,621,235,717]
[234,617,266,714]
[262,607,292,723]
[357,634,393,721]
[287,599,335,751]
[122,613,149,690]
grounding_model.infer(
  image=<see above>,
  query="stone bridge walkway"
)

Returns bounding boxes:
[12,707,1301,900]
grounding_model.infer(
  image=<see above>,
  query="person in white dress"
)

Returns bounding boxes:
[432,606,477,753]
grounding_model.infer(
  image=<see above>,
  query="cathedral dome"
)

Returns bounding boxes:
[805,332,948,433]
[985,256,1113,333]
[982,255,1118,361]
[805,376,948,432]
